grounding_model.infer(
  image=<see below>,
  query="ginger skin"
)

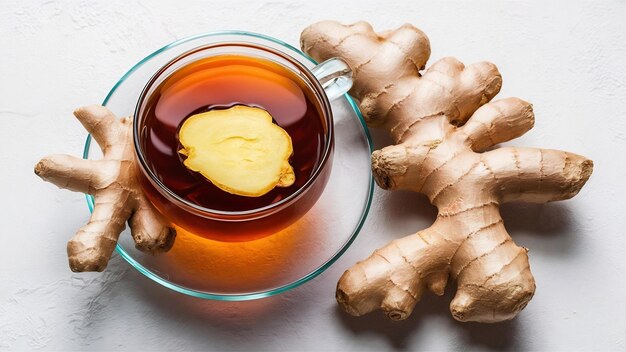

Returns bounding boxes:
[301,21,593,322]
[35,106,175,272]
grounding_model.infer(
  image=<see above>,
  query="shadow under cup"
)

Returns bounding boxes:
[133,43,336,242]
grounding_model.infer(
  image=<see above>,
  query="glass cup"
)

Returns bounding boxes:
[133,35,353,241]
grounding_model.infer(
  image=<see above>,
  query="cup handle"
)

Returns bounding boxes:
[311,58,353,101]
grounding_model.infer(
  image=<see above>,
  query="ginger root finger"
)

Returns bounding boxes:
[35,155,106,194]
[302,21,593,322]
[460,98,535,152]
[73,105,124,150]
[68,191,130,272]
[35,105,175,272]
[451,244,534,323]
[420,58,503,127]
[371,143,432,191]
[129,196,176,253]
[302,21,430,101]
[482,147,594,203]
[336,225,453,320]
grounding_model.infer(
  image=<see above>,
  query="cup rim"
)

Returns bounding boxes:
[132,32,335,219]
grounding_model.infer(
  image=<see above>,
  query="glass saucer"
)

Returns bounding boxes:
[83,31,373,300]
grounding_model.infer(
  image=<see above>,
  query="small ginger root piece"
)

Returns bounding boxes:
[301,21,593,322]
[35,106,175,272]
[179,105,295,197]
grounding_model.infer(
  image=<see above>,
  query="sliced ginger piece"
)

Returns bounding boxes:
[179,105,295,197]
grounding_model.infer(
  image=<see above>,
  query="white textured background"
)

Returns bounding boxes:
[2,1,625,351]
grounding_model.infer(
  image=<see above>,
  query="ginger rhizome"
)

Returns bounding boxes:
[179,105,295,197]
[301,21,593,322]
[35,106,175,272]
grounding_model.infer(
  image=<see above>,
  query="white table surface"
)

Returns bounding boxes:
[2,1,625,350]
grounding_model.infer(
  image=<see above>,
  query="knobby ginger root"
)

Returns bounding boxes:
[301,21,593,323]
[179,105,295,197]
[35,106,175,272]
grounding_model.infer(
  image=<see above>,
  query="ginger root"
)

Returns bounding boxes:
[179,105,295,197]
[301,21,593,322]
[35,106,175,272]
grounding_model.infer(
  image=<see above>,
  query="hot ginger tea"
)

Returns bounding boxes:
[140,55,328,213]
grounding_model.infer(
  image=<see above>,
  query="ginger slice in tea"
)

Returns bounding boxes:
[178,105,295,197]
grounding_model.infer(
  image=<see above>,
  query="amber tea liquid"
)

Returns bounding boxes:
[141,54,327,217]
